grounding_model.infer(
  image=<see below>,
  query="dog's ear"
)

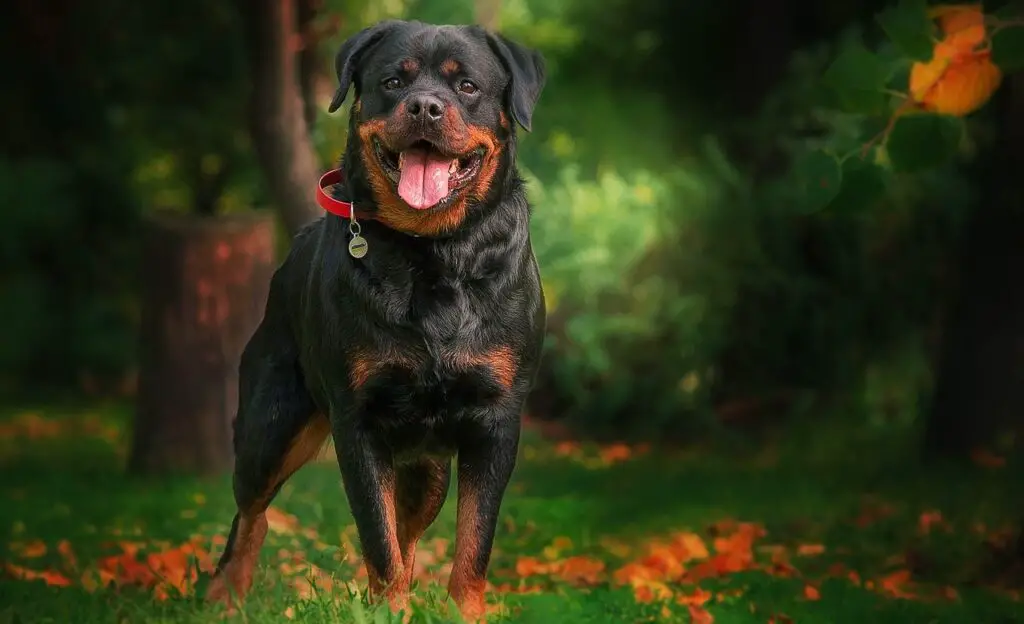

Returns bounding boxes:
[327,21,400,114]
[484,32,546,132]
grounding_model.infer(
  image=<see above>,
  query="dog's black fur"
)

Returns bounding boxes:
[206,20,546,620]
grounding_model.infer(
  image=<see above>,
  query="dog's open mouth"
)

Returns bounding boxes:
[374,139,484,210]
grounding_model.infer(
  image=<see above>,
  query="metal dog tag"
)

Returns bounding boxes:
[347,209,368,259]
[348,234,368,258]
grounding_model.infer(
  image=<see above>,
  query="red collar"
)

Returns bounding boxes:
[317,168,372,220]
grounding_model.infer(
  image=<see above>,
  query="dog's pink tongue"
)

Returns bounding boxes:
[397,147,454,210]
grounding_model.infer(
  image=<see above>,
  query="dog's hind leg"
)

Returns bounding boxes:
[206,315,328,607]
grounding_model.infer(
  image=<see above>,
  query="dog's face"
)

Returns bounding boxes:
[329,21,545,236]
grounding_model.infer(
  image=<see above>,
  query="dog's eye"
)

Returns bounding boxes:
[382,77,403,91]
[458,80,479,95]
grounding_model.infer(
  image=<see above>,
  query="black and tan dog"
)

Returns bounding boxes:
[205,19,546,622]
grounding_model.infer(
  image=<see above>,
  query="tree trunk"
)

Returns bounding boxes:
[297,0,319,133]
[128,212,276,476]
[239,0,323,236]
[924,73,1024,458]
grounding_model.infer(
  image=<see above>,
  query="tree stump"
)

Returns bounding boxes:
[128,211,276,476]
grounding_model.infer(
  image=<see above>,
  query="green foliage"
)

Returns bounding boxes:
[884,113,964,172]
[791,151,843,212]
[991,24,1024,73]
[823,41,896,115]
[527,153,740,435]
[829,157,891,213]
[874,0,935,62]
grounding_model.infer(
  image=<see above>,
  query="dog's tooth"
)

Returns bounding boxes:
[398,152,405,169]
[449,160,458,174]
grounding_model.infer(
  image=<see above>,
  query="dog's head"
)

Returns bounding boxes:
[328,20,545,236]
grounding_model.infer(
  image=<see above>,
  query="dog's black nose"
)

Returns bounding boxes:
[407,95,445,124]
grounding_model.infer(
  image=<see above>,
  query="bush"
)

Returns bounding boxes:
[527,139,746,438]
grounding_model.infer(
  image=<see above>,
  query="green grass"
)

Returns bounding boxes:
[0,402,1021,623]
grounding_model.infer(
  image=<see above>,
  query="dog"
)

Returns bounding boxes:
[205,19,546,622]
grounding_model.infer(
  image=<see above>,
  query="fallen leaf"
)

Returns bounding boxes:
[803,584,821,601]
[555,556,605,585]
[515,556,550,578]
[554,441,582,457]
[12,539,47,559]
[265,507,300,534]
[677,587,713,606]
[687,604,714,624]
[796,543,825,556]
[599,443,633,464]
[878,569,916,599]
[4,563,72,587]
[57,540,77,570]
[918,509,947,535]
[674,532,711,561]
[632,579,673,603]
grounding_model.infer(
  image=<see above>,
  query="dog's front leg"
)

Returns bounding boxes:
[448,415,521,622]
[331,422,406,610]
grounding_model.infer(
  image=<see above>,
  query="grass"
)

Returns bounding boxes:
[0,401,1021,623]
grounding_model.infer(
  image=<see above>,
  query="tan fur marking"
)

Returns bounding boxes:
[448,486,488,622]
[440,59,461,76]
[205,513,269,606]
[453,346,517,390]
[365,476,407,611]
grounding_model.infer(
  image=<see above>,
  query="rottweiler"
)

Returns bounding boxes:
[205,19,546,622]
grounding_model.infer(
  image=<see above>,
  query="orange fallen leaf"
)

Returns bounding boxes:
[677,587,713,606]
[555,556,605,585]
[673,532,710,561]
[599,443,633,464]
[632,579,673,603]
[515,556,550,578]
[687,604,714,624]
[878,569,916,599]
[803,584,821,601]
[4,562,73,587]
[796,543,825,556]
[265,507,300,534]
[918,509,947,534]
[554,441,582,457]
[12,540,47,559]
[57,540,77,570]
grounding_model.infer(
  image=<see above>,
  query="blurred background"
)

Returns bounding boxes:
[2,0,1023,621]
